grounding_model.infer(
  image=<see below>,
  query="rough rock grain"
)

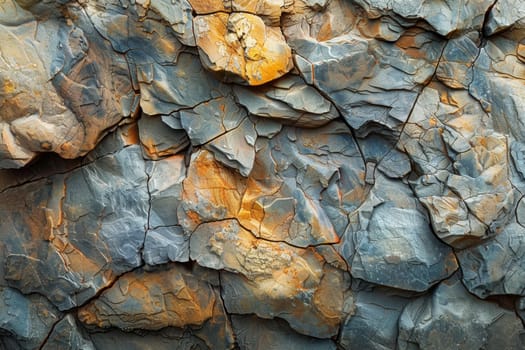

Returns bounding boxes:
[1,0,525,348]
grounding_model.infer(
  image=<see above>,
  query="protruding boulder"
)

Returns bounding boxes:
[0,3,137,168]
[193,12,293,85]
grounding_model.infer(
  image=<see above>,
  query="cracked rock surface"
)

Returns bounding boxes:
[0,0,524,348]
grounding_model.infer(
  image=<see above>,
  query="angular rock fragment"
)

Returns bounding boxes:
[233,75,340,127]
[398,275,525,349]
[238,122,367,246]
[436,32,480,89]
[179,149,247,231]
[193,12,293,85]
[458,221,525,298]
[0,287,61,350]
[205,117,257,177]
[338,173,458,291]
[485,0,525,35]
[180,96,247,146]
[339,286,412,350]
[129,51,229,116]
[400,83,515,248]
[144,155,189,265]
[144,0,197,46]
[353,0,493,36]
[469,29,525,146]
[143,226,188,266]
[138,116,189,160]
[180,96,257,176]
[232,315,337,350]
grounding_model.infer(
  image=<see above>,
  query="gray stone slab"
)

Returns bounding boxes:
[458,221,525,298]
[398,275,525,349]
[232,315,337,350]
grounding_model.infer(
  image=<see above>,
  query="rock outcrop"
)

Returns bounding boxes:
[0,0,524,349]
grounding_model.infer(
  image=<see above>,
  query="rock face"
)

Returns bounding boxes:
[0,0,524,349]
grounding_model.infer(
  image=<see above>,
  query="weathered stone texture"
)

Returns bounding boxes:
[1,0,525,348]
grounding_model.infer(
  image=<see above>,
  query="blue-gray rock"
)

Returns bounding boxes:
[148,0,196,46]
[180,96,247,146]
[233,75,339,127]
[128,51,229,116]
[436,32,479,89]
[205,117,257,177]
[143,226,189,265]
[339,173,458,292]
[138,116,189,160]
[1,145,149,310]
[401,84,515,248]
[485,0,525,35]
[0,286,61,350]
[398,275,525,349]
[469,31,525,144]
[353,0,493,36]
[339,286,412,350]
[458,221,525,298]
[284,1,446,135]
[143,155,189,265]
[41,314,95,350]
[180,95,257,176]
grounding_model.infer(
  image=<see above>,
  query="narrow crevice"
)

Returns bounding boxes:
[37,314,65,350]
[0,140,136,195]
[141,162,153,264]
[73,262,146,312]
[217,271,239,349]
[481,0,499,39]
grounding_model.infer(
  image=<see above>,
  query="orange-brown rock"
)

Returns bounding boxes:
[190,219,350,338]
[193,12,293,85]
[78,264,217,330]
